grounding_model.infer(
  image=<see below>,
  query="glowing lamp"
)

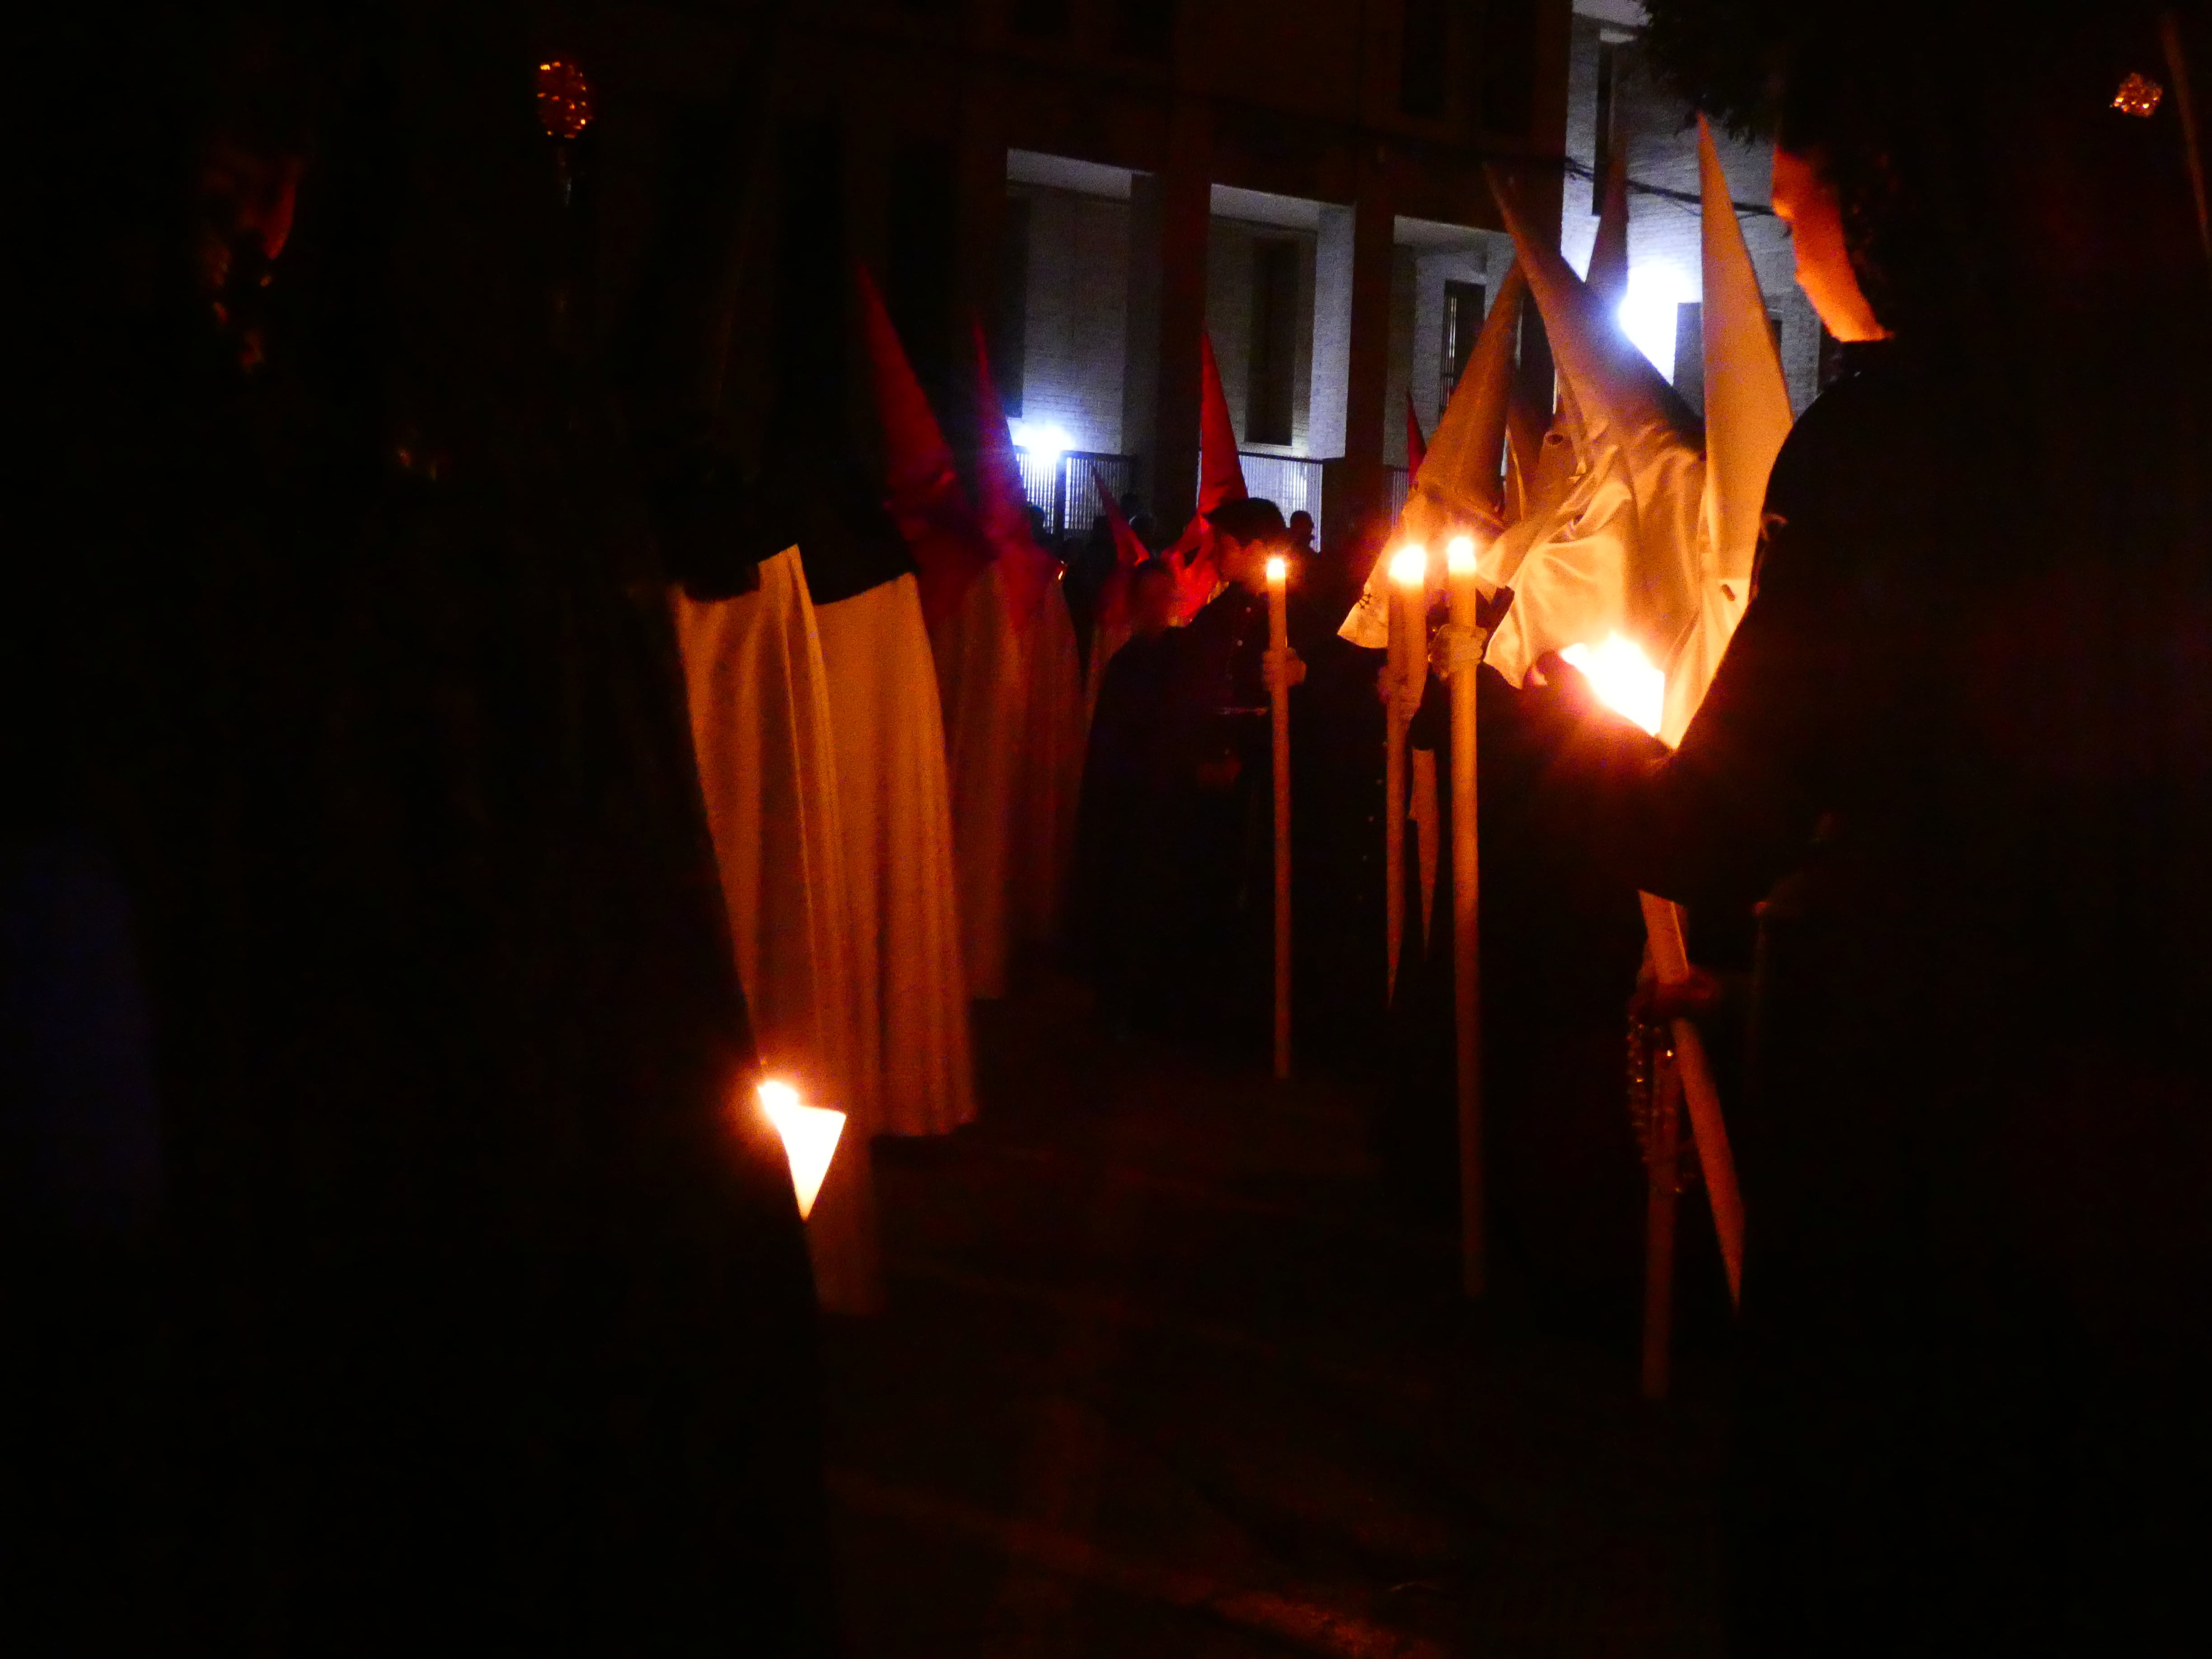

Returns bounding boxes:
[1561,634,1666,737]
[1009,421,1071,463]
[1446,535,1477,576]
[1389,545,1428,587]
[758,1079,845,1220]
[1615,264,1696,381]
[1264,555,1287,584]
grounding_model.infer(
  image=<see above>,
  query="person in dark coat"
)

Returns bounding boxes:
[1070,561,1183,1028]
[1376,659,1664,1307]
[6,9,834,1650]
[1583,9,2212,1651]
[1163,499,1304,1041]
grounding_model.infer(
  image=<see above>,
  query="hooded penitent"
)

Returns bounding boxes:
[812,571,977,1140]
[1685,115,1795,713]
[901,324,1033,1002]
[1405,391,1429,478]
[1092,469,1151,633]
[675,549,881,1313]
[840,270,991,1079]
[1087,468,1153,730]
[856,263,993,627]
[1585,136,1632,317]
[1485,174,1710,744]
[1486,134,1792,745]
[1165,332,1249,621]
[970,321,1085,945]
[1340,264,1527,648]
[928,562,1025,999]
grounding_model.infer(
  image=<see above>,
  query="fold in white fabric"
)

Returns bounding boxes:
[928,564,1025,1000]
[815,573,977,1138]
[674,547,882,1311]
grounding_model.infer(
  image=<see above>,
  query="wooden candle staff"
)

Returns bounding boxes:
[1638,893,1745,1306]
[1640,1025,1685,1398]
[1444,537,1486,1296]
[1267,555,1293,1081]
[1384,546,1429,1002]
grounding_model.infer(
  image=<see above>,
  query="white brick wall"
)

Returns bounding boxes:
[1204,218,1319,455]
[1562,16,1823,412]
[1404,240,1515,449]
[1012,184,1132,454]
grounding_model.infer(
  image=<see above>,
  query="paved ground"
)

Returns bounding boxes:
[823,969,1731,1657]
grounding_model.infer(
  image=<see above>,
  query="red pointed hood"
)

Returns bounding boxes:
[1197,332,1248,515]
[856,262,991,625]
[1092,469,1151,632]
[1158,331,1244,622]
[1093,470,1148,570]
[1404,391,1428,478]
[1167,546,1218,626]
[968,317,1058,627]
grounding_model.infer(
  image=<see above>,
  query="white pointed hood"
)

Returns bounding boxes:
[1401,261,1525,542]
[1487,174,1711,742]
[1661,117,1799,733]
[1339,264,1528,647]
[1696,116,1794,590]
[1585,141,1631,315]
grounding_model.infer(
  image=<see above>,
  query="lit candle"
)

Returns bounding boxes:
[758,1078,846,1220]
[1384,545,1428,1003]
[1266,555,1292,1080]
[1388,544,1429,712]
[1444,532,1484,1296]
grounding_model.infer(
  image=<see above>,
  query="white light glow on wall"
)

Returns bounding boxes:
[1615,265,1695,383]
[1009,420,1071,462]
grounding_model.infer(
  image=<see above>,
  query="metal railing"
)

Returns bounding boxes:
[1007,448,1341,539]
[1234,453,1323,525]
[1012,449,1142,540]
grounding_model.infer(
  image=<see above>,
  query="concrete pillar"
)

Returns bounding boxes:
[956,66,1010,378]
[1308,204,1355,459]
[1141,98,1212,525]
[1121,173,1162,480]
[1497,117,1566,424]
[1320,157,1395,553]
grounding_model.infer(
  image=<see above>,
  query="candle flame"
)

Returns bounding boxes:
[1389,545,1428,587]
[1561,634,1665,737]
[1446,535,1477,576]
[758,1078,845,1220]
[1265,555,1287,584]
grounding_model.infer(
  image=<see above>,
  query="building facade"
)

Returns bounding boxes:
[1557,2,1826,414]
[732,0,1575,548]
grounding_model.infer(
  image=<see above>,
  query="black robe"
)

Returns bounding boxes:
[1069,630,1182,1024]
[6,16,831,1650]
[1600,342,2212,1654]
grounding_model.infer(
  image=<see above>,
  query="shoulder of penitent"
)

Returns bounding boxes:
[1763,343,1936,519]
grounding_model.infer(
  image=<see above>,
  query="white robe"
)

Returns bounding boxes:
[673,548,879,1313]
[814,573,976,1138]
[927,564,1025,1000]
